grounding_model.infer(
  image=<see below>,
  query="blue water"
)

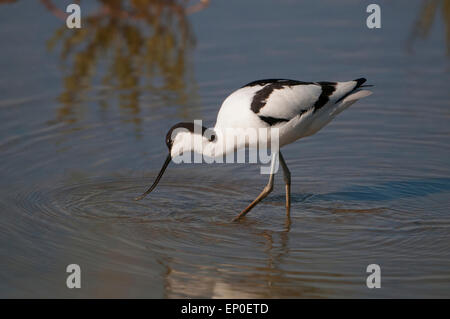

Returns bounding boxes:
[0,0,449,298]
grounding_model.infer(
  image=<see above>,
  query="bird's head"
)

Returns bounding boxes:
[165,122,216,159]
[135,122,215,201]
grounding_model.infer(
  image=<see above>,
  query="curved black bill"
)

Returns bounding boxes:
[135,154,172,201]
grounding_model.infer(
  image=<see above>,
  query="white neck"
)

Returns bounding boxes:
[171,127,279,161]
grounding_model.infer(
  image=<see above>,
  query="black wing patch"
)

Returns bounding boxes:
[248,79,314,114]
[258,115,289,126]
[313,82,336,112]
[242,78,313,88]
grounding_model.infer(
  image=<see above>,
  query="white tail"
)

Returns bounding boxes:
[331,89,372,116]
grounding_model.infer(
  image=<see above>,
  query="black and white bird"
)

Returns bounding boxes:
[136,78,373,221]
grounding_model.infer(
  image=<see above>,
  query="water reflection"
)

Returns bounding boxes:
[43,0,206,126]
[163,227,304,298]
[409,0,450,55]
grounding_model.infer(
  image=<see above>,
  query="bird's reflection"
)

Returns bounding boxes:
[159,210,311,298]
[161,224,325,298]
[43,0,208,129]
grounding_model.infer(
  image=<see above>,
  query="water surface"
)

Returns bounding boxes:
[0,0,449,298]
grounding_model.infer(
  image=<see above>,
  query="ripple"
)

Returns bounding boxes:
[1,164,449,297]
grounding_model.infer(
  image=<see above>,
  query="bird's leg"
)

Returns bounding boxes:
[232,152,278,221]
[279,152,291,215]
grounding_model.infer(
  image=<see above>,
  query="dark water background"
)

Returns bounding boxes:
[0,0,449,298]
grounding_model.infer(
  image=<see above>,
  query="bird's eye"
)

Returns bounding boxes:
[209,134,216,142]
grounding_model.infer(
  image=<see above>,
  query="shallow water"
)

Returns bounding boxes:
[0,0,450,298]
